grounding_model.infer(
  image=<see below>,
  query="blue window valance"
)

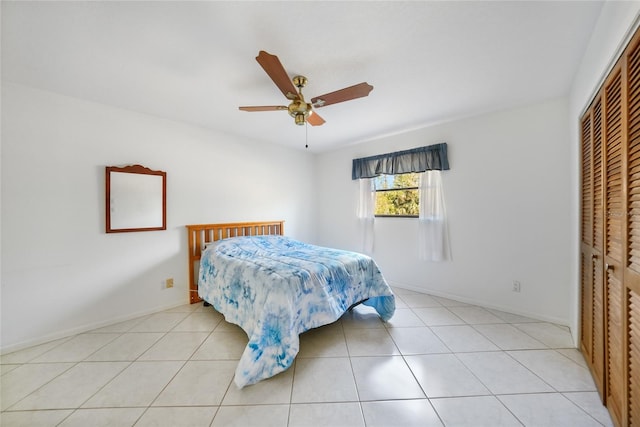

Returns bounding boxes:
[351,143,450,180]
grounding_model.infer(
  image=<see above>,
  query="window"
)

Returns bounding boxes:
[353,144,451,255]
[374,172,420,217]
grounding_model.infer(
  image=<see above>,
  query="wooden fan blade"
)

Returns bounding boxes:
[311,82,373,108]
[256,51,298,100]
[307,111,325,126]
[239,106,287,112]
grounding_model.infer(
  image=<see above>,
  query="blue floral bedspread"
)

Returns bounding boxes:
[198,235,395,388]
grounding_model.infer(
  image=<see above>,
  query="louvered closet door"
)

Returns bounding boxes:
[580,95,606,397]
[581,111,595,366]
[590,95,605,397]
[605,66,624,426]
[626,30,640,427]
[580,23,640,427]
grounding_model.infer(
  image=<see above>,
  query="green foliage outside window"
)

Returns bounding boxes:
[374,173,420,217]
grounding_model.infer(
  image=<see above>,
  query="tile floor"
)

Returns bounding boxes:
[0,288,614,426]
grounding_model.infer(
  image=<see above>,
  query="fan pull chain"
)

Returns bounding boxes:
[305,121,309,149]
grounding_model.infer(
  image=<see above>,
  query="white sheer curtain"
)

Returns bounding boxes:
[357,178,375,254]
[418,171,451,261]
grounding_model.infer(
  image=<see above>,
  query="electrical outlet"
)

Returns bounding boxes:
[512,281,521,293]
[165,278,174,289]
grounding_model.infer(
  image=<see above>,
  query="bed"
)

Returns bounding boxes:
[186,221,395,388]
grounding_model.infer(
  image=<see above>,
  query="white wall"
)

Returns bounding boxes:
[567,3,640,345]
[0,82,315,352]
[315,98,573,326]
[4,3,639,354]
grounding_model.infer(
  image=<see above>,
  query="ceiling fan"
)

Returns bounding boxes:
[239,51,374,126]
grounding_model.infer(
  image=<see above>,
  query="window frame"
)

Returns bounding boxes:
[373,172,420,218]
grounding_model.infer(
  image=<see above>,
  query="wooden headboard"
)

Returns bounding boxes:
[185,221,285,304]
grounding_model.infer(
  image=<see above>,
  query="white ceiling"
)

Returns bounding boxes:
[1,1,603,152]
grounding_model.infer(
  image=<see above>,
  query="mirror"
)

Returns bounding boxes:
[106,164,166,233]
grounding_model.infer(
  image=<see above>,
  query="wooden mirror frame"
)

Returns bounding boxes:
[106,164,167,233]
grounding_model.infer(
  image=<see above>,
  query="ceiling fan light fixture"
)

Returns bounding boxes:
[294,113,306,126]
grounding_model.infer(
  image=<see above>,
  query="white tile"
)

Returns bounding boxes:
[292,357,358,403]
[383,308,425,327]
[448,306,505,324]
[431,325,499,352]
[431,295,471,307]
[84,332,163,361]
[486,308,539,323]
[473,323,547,350]
[401,293,442,308]
[194,303,218,312]
[11,362,128,410]
[211,404,290,427]
[405,354,490,398]
[431,396,521,427]
[190,331,248,360]
[58,408,145,427]
[1,363,74,410]
[513,322,574,348]
[138,332,209,360]
[498,393,603,427]
[172,311,223,332]
[31,333,120,362]
[507,349,596,392]
[298,324,348,358]
[0,364,20,376]
[351,356,425,401]
[152,360,236,406]
[341,305,385,329]
[387,327,450,355]
[361,399,443,427]
[83,361,183,407]
[0,288,601,427]
[393,295,409,308]
[0,337,72,364]
[557,348,589,368]
[456,351,553,394]
[390,287,421,295]
[563,391,614,427]
[289,402,365,427]
[0,409,73,427]
[163,303,201,313]
[222,365,294,405]
[413,307,465,326]
[129,312,190,332]
[344,328,399,356]
[135,407,217,427]
[89,316,147,333]
[214,320,246,333]
[311,320,343,333]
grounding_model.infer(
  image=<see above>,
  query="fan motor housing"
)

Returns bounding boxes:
[288,100,311,125]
